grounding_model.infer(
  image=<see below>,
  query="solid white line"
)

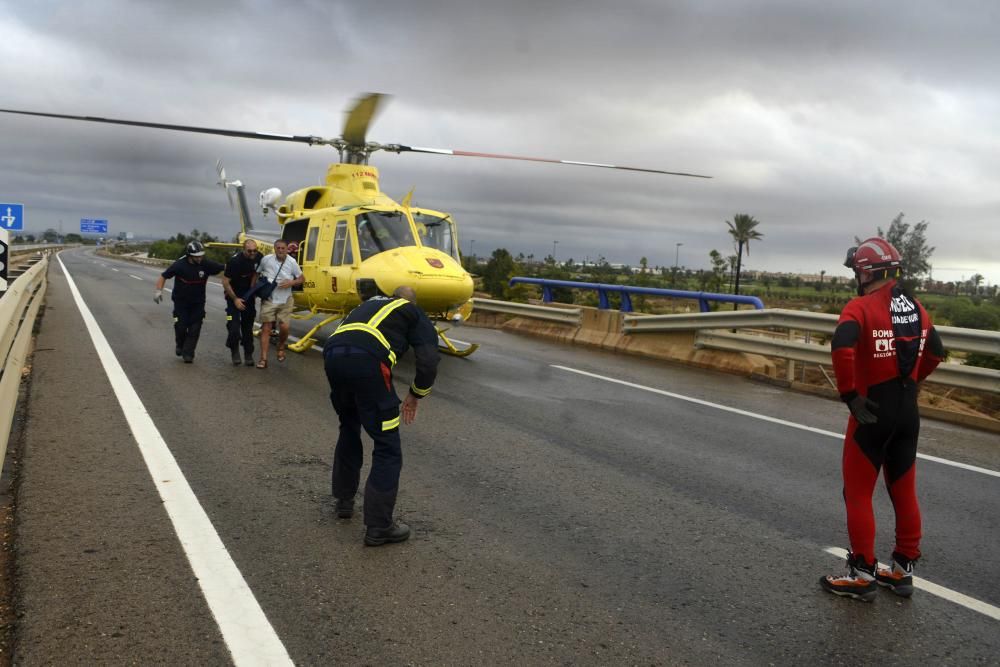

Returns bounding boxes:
[552,365,1000,479]
[129,274,143,281]
[824,547,1000,620]
[110,267,119,272]
[56,254,293,665]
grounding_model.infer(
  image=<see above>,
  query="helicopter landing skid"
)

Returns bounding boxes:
[437,326,478,357]
[287,313,343,353]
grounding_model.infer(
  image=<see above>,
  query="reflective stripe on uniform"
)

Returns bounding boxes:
[410,383,431,397]
[226,315,233,321]
[382,416,401,431]
[368,299,409,327]
[331,298,409,365]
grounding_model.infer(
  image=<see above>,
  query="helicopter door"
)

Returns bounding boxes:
[300,221,330,306]
[318,219,355,310]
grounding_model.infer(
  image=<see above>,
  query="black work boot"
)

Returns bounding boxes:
[244,349,255,367]
[175,346,183,357]
[231,348,242,366]
[335,498,354,519]
[364,522,410,546]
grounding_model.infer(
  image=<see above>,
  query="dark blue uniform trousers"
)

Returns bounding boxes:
[173,300,206,358]
[225,297,257,354]
[324,348,403,529]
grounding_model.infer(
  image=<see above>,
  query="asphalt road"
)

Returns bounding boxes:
[14,247,1000,665]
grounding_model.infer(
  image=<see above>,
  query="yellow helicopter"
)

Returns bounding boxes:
[0,94,711,355]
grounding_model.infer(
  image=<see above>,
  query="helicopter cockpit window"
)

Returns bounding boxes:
[355,211,415,260]
[413,212,458,261]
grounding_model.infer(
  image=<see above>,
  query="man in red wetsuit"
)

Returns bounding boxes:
[820,237,945,602]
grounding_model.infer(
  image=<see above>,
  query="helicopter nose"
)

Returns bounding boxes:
[363,248,473,311]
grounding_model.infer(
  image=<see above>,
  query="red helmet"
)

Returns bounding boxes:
[844,237,902,288]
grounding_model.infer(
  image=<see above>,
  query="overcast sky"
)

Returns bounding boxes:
[2,0,998,285]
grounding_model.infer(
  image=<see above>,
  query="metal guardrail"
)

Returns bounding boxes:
[1,255,49,463]
[624,308,1000,357]
[508,277,765,312]
[472,297,582,324]
[619,309,997,393]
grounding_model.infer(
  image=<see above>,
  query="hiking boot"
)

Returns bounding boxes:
[876,553,915,597]
[820,552,877,602]
[244,350,255,367]
[183,354,194,364]
[335,498,354,519]
[231,349,242,366]
[364,522,410,546]
[175,346,183,357]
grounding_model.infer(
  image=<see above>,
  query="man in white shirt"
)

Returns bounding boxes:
[255,239,304,368]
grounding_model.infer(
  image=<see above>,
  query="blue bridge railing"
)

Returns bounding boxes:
[507,277,765,313]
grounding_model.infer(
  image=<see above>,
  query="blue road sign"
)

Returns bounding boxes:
[0,203,24,231]
[81,218,109,234]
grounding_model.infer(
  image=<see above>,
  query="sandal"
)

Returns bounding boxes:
[256,358,268,369]
[277,346,286,362]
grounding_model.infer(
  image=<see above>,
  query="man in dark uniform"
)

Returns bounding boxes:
[322,280,440,546]
[820,237,945,602]
[221,239,261,366]
[154,240,225,363]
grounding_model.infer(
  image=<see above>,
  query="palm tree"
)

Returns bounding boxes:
[726,214,764,302]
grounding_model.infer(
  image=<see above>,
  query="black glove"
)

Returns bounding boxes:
[843,391,879,425]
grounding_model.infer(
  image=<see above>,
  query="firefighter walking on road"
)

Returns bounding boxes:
[221,239,261,366]
[322,280,440,546]
[154,241,225,363]
[821,237,945,602]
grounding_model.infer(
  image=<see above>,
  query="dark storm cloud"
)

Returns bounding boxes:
[2,0,998,283]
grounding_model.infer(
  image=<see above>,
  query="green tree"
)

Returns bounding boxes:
[725,213,763,298]
[857,213,935,288]
[709,249,727,292]
[43,228,59,242]
[482,248,516,298]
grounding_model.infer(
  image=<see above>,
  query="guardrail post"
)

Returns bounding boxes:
[698,299,710,312]
[786,328,796,382]
[598,290,610,310]
[621,291,633,313]
[542,286,553,303]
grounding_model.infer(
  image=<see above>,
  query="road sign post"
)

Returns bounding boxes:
[0,228,9,293]
[0,203,24,232]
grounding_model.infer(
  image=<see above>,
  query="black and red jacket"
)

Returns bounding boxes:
[831,280,944,400]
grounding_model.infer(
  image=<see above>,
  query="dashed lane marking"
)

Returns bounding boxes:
[824,547,1000,620]
[56,254,293,666]
[129,274,143,281]
[110,267,119,272]
[552,365,1000,479]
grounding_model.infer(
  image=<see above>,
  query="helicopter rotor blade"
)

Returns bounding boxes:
[342,93,388,149]
[0,108,330,145]
[385,145,711,178]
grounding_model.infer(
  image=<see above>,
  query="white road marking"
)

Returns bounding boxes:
[110,267,119,272]
[553,365,1000,479]
[129,274,143,281]
[824,547,1000,620]
[56,254,293,666]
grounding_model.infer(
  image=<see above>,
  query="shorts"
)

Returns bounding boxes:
[259,296,295,324]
